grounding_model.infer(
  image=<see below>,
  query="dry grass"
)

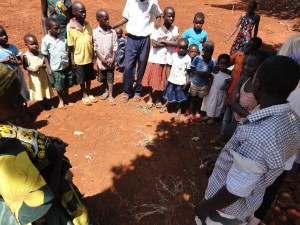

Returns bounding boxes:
[136,130,156,149]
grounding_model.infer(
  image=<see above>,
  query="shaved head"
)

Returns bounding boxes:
[96,9,108,19]
[72,1,85,11]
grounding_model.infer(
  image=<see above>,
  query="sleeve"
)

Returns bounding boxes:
[41,38,48,56]
[191,56,198,68]
[150,28,159,40]
[186,57,191,70]
[204,31,208,41]
[122,0,130,20]
[0,138,54,225]
[66,25,74,47]
[167,53,174,65]
[173,26,179,37]
[181,29,189,38]
[151,0,162,17]
[10,44,20,57]
[112,31,118,52]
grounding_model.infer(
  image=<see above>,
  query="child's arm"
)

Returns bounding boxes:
[69,46,76,70]
[226,14,243,43]
[253,14,260,37]
[159,38,179,47]
[23,55,39,73]
[43,55,52,76]
[182,69,191,91]
[231,76,250,118]
[41,0,48,35]
[152,39,166,48]
[191,67,210,77]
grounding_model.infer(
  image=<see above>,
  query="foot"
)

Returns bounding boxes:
[185,114,194,122]
[82,97,92,106]
[89,95,98,103]
[57,101,66,109]
[122,95,129,103]
[207,118,216,124]
[155,102,163,109]
[146,101,154,109]
[109,97,116,106]
[195,113,202,120]
[202,116,210,121]
[99,92,109,100]
[171,112,181,121]
[133,95,141,102]
[159,106,167,113]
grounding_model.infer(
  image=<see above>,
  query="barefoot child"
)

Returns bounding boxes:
[195,55,300,225]
[0,26,30,119]
[115,27,127,72]
[162,38,191,120]
[201,54,231,124]
[23,34,53,110]
[67,1,96,106]
[182,12,208,51]
[42,18,74,108]
[142,6,179,109]
[93,9,118,106]
[187,41,217,121]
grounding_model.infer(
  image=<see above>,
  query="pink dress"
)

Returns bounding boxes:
[234,78,257,121]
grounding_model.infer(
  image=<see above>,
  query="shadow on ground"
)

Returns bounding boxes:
[84,120,222,225]
[207,0,300,31]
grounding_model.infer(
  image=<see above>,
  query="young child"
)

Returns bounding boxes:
[115,27,127,72]
[42,18,74,109]
[182,12,208,52]
[162,38,191,120]
[195,55,300,225]
[0,26,30,119]
[187,41,217,121]
[201,54,231,124]
[67,1,96,106]
[93,9,118,106]
[142,6,179,109]
[23,34,53,110]
[188,44,199,60]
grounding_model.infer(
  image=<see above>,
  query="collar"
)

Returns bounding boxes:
[97,26,112,34]
[44,34,65,42]
[69,18,88,29]
[244,103,291,123]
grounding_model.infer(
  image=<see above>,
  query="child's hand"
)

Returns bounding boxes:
[5,56,16,64]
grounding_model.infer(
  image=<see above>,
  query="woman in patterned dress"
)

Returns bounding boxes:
[226,0,260,55]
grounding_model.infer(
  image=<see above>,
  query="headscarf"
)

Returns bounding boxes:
[0,63,16,97]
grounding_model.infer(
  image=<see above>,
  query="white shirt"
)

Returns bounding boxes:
[122,0,162,37]
[148,25,179,64]
[167,53,191,85]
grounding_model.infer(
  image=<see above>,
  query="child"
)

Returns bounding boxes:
[0,26,30,119]
[115,27,127,72]
[195,55,300,225]
[201,54,231,124]
[162,38,191,120]
[42,18,74,109]
[142,6,179,109]
[226,0,260,55]
[23,34,53,110]
[188,44,199,60]
[182,12,208,52]
[220,37,262,137]
[67,1,96,106]
[93,9,118,106]
[187,41,217,121]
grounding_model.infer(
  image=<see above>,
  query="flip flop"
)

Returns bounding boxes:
[109,98,116,106]
[82,97,92,106]
[146,102,154,109]
[89,95,98,103]
[122,95,129,103]
[99,94,109,100]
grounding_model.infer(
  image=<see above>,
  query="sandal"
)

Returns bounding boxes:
[109,98,116,106]
[122,95,129,103]
[82,97,92,106]
[207,118,216,125]
[99,93,109,100]
[146,102,154,109]
[195,113,202,120]
[155,102,163,109]
[185,114,194,122]
[89,95,98,103]
[133,95,141,102]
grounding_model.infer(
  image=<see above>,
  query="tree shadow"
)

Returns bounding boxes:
[207,0,300,31]
[84,120,222,225]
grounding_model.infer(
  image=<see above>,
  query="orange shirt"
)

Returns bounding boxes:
[227,51,245,102]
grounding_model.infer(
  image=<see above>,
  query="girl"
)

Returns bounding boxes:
[226,0,260,55]
[231,51,269,132]
[0,26,30,121]
[201,54,232,124]
[142,7,179,109]
[23,34,53,110]
[162,38,191,120]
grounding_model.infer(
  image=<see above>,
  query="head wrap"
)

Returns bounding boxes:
[0,63,17,97]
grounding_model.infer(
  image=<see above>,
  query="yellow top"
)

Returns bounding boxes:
[67,19,93,65]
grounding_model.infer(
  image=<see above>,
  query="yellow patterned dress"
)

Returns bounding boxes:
[0,123,90,225]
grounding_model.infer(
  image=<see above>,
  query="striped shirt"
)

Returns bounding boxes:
[205,103,300,221]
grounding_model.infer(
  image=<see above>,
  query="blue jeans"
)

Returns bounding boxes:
[220,106,234,136]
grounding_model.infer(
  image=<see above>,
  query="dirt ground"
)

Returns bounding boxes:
[1,0,300,224]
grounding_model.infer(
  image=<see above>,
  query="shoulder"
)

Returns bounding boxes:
[182,28,193,35]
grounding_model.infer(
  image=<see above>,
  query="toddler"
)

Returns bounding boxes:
[93,9,118,106]
[182,12,208,52]
[162,38,191,120]
[187,41,217,121]
[142,6,179,109]
[23,34,53,110]
[42,18,74,109]
[115,27,127,72]
[201,54,231,124]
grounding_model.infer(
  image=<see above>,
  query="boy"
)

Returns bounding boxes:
[112,0,162,103]
[93,9,118,106]
[187,41,216,120]
[182,12,208,52]
[115,27,127,72]
[195,56,300,225]
[67,1,96,106]
[42,18,74,108]
[188,44,199,61]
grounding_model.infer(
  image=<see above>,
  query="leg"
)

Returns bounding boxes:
[220,106,233,136]
[57,91,65,108]
[123,37,139,97]
[135,36,150,96]
[173,102,183,120]
[107,69,115,106]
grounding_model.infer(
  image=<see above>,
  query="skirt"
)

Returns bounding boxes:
[142,62,168,91]
[163,81,188,103]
